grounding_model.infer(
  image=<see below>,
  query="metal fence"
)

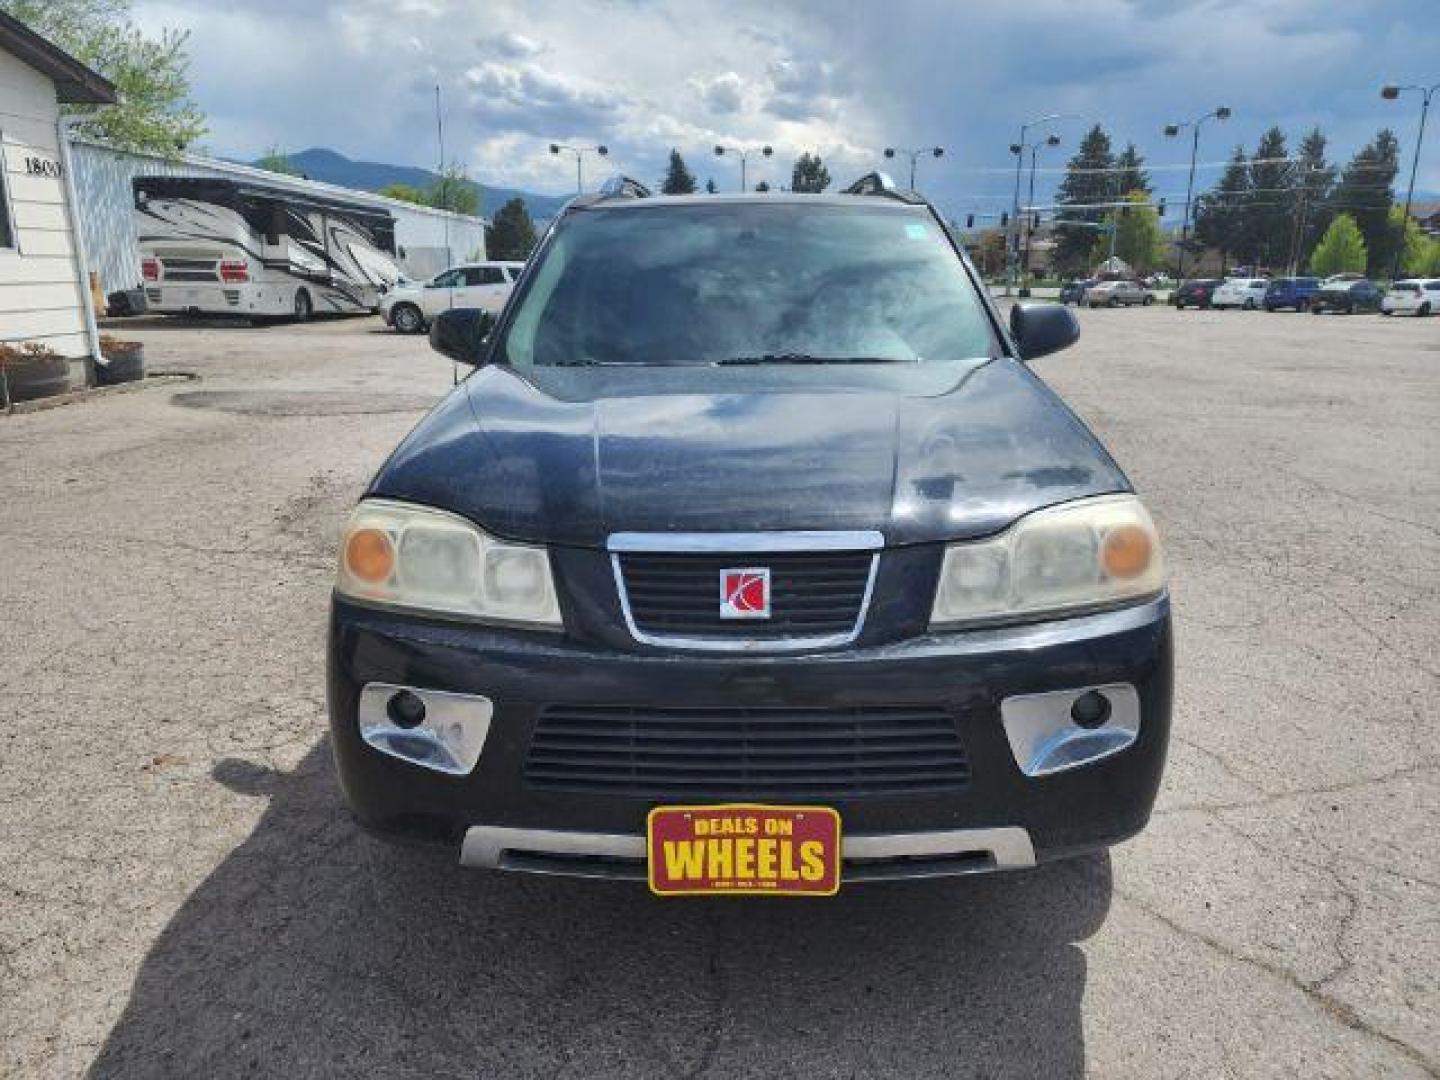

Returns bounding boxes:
[68,140,487,294]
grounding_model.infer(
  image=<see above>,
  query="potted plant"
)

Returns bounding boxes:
[96,335,145,386]
[0,342,71,408]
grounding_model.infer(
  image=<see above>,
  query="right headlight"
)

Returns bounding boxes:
[930,494,1165,628]
[335,499,562,629]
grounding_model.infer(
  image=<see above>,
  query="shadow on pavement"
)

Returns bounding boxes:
[89,743,1112,1079]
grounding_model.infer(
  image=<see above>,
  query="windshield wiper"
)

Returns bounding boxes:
[715,352,910,366]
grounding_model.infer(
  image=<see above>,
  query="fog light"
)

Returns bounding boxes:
[1002,684,1139,777]
[358,683,493,775]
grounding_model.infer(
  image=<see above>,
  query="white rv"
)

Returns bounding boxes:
[133,176,403,320]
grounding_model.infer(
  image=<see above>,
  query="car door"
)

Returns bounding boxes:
[471,265,510,312]
[422,268,465,318]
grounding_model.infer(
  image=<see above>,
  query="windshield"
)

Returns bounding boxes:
[497,203,998,367]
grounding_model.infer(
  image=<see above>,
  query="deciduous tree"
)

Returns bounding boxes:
[1,0,205,153]
[256,145,301,177]
[1308,214,1367,277]
[428,162,479,216]
[378,183,428,205]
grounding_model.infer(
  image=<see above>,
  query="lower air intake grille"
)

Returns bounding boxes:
[525,704,970,799]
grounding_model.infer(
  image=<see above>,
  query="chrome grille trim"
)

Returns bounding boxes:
[607,531,882,652]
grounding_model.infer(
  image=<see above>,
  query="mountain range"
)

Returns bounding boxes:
[248,148,572,220]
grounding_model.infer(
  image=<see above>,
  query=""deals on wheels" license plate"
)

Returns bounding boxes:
[647,804,842,897]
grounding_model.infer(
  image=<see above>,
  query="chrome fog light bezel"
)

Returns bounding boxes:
[357,683,494,776]
[1001,684,1140,777]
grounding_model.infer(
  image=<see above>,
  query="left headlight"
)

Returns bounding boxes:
[930,494,1165,628]
[335,499,562,629]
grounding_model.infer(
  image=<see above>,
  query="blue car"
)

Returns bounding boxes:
[1263,277,1320,312]
[326,172,1174,893]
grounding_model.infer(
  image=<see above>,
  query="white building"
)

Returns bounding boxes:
[0,11,114,371]
[70,142,487,297]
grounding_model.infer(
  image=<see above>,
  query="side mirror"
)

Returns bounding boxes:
[429,308,495,366]
[1010,302,1080,362]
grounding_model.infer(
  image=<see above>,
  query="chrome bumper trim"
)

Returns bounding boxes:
[459,824,1036,880]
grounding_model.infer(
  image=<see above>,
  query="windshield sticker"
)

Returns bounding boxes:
[904,222,929,240]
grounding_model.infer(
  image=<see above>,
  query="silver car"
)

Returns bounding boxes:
[1084,279,1154,308]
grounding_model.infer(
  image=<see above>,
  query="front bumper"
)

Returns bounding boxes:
[327,595,1173,881]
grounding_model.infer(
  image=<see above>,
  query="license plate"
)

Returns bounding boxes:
[647,804,841,897]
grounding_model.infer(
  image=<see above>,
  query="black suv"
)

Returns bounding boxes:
[328,174,1173,894]
[1311,278,1383,314]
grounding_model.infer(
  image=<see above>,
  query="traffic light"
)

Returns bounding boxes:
[966,214,975,229]
[1157,198,1166,217]
[1000,212,1009,228]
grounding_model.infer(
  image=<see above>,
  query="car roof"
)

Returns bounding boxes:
[570,192,927,213]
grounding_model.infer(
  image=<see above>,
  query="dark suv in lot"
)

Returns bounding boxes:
[327,174,1174,893]
[1172,278,1223,309]
[1311,278,1383,314]
[1263,277,1320,312]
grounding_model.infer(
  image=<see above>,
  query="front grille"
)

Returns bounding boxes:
[525,704,970,798]
[616,550,874,641]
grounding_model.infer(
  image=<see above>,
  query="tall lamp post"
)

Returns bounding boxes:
[883,146,944,190]
[1008,113,1082,294]
[1009,133,1060,290]
[714,144,773,192]
[1163,106,1231,281]
[1381,81,1438,280]
[549,142,609,193]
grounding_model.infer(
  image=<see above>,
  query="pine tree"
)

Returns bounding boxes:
[1193,146,1251,271]
[1292,128,1337,266]
[1053,125,1116,274]
[1309,214,1367,276]
[790,152,831,193]
[661,149,697,195]
[1113,143,1151,196]
[1246,127,1293,270]
[485,198,537,260]
[1333,130,1399,274]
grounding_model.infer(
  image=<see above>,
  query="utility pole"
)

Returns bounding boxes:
[435,84,452,268]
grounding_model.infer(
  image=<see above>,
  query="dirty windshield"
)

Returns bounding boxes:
[498,203,997,367]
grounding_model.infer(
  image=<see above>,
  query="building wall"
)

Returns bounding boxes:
[0,48,89,358]
[69,141,487,294]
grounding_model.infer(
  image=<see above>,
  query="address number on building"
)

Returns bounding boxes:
[24,156,63,179]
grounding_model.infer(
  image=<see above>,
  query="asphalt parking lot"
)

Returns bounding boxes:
[1,306,1436,1078]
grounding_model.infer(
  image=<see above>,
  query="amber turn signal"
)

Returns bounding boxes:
[344,527,395,584]
[1102,524,1152,578]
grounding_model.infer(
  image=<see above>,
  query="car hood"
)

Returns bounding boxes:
[367,360,1129,548]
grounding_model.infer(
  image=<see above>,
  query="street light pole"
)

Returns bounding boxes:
[883,146,944,190]
[714,144,773,192]
[1006,113,1081,295]
[1163,106,1231,282]
[1019,134,1060,285]
[549,142,610,194]
[1381,81,1438,280]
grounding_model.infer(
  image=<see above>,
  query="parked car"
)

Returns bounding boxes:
[1262,277,1320,312]
[1381,279,1440,316]
[379,261,526,334]
[1172,278,1223,309]
[1211,278,1269,310]
[1059,279,1095,305]
[1311,278,1383,314]
[1084,279,1153,307]
[327,174,1173,894]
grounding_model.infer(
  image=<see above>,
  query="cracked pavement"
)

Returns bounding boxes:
[0,307,1435,1077]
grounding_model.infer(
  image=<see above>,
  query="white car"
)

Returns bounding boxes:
[1083,279,1153,307]
[379,261,525,333]
[1211,278,1269,310]
[1381,280,1440,317]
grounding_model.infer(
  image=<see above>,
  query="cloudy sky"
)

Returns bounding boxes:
[134,0,1439,219]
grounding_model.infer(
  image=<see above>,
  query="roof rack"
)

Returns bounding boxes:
[597,173,652,199]
[841,171,926,205]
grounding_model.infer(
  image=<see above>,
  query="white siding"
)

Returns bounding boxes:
[0,47,90,359]
[70,141,489,292]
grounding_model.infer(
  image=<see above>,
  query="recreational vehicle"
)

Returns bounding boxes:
[133,176,403,320]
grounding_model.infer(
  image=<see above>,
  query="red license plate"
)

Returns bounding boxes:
[647,804,841,896]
